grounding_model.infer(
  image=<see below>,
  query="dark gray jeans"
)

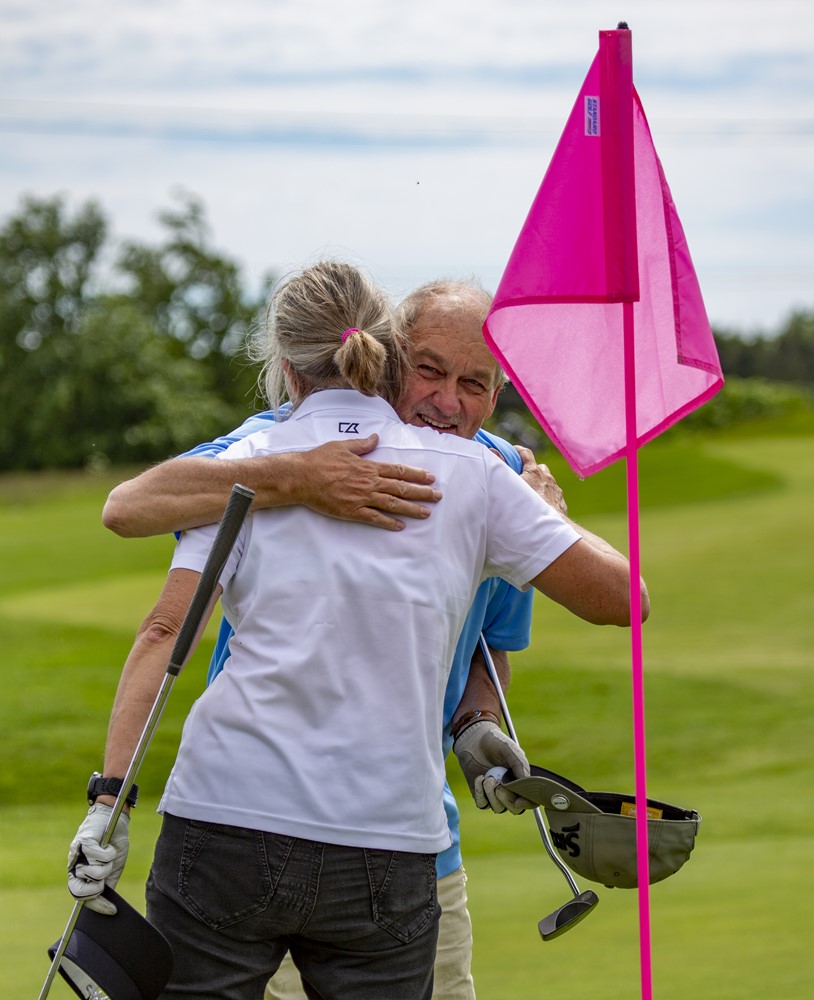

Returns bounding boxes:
[145,814,440,1000]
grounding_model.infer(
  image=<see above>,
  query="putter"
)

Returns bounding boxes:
[39,483,255,1000]
[477,634,599,940]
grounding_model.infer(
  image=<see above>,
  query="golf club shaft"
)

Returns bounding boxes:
[38,484,255,1000]
[477,634,582,897]
[167,483,256,675]
[98,481,257,840]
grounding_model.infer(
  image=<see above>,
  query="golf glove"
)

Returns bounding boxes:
[67,803,130,916]
[453,720,534,814]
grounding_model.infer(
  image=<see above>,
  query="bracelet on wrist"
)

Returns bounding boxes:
[451,709,502,742]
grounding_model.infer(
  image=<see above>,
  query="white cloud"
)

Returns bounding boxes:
[1,0,813,330]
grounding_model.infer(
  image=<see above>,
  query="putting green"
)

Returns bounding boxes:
[0,572,165,631]
[3,426,813,997]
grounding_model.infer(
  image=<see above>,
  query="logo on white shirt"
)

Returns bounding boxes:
[339,422,360,433]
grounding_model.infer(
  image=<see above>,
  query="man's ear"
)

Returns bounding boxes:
[483,383,501,423]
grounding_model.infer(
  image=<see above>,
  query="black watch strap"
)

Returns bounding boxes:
[87,771,139,808]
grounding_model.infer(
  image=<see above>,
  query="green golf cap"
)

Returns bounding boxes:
[502,765,700,889]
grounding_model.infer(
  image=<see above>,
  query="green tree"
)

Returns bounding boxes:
[0,196,108,467]
[116,190,271,414]
[764,310,814,384]
[714,310,814,386]
[0,192,268,470]
[24,300,235,469]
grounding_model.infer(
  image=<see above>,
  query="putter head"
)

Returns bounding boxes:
[538,890,599,941]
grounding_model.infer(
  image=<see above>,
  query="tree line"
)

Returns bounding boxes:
[0,193,812,472]
[0,192,269,472]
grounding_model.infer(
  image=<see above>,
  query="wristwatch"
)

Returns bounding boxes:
[87,771,139,808]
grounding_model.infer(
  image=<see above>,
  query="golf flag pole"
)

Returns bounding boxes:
[483,24,723,999]
[623,298,653,998]
[39,483,255,1000]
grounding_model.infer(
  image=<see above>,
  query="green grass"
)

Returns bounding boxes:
[2,421,813,997]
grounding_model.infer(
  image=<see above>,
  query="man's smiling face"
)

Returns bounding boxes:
[396,293,502,440]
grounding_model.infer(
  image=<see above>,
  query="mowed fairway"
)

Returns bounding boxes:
[1,425,812,998]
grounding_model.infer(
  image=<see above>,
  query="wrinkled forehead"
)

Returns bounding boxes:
[414,289,490,328]
[409,299,502,384]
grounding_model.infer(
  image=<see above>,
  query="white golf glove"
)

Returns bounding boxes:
[67,803,130,915]
[453,720,534,815]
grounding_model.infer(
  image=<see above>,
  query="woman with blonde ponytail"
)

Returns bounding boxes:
[75,257,628,1000]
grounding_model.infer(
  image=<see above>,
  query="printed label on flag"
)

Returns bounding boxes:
[584,96,600,136]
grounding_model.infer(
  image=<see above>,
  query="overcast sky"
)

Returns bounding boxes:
[2,0,812,333]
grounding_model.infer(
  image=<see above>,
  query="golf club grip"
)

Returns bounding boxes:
[166,483,254,676]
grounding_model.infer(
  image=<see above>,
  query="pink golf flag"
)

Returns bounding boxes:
[483,30,723,477]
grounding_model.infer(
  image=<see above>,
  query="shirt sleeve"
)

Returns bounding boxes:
[179,411,280,459]
[480,579,534,652]
[170,517,247,592]
[473,430,533,650]
[474,428,524,473]
[482,452,580,589]
[177,412,284,684]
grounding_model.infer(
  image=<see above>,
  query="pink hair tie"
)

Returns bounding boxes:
[341,328,359,344]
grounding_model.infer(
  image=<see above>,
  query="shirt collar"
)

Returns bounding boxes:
[290,388,401,423]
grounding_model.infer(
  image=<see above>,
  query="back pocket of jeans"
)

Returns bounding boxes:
[178,821,281,930]
[366,850,438,944]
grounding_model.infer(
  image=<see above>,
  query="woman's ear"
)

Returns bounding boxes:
[282,360,302,403]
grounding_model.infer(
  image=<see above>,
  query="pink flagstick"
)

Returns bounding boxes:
[624,299,653,1000]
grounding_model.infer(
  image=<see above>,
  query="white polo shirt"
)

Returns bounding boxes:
[162,389,580,853]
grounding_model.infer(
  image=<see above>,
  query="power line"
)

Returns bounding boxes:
[2,100,813,148]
